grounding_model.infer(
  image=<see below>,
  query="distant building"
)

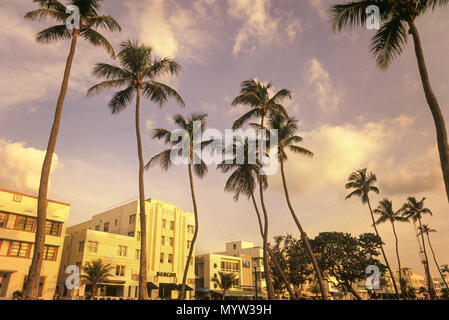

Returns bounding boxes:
[195,241,267,299]
[0,188,70,300]
[57,198,195,300]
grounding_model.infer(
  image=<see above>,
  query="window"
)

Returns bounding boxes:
[160,253,165,264]
[116,265,126,277]
[221,260,239,272]
[128,232,135,237]
[187,224,194,234]
[233,244,237,250]
[118,245,127,257]
[115,219,118,226]
[135,249,140,259]
[169,221,174,230]
[162,219,166,229]
[129,214,136,224]
[87,241,98,253]
[46,220,61,236]
[13,194,22,202]
[168,254,173,264]
[95,225,100,231]
[78,241,85,253]
[187,240,192,249]
[16,216,35,232]
[169,237,174,247]
[104,222,109,232]
[8,241,31,258]
[161,236,165,246]
[43,245,57,261]
[0,213,8,228]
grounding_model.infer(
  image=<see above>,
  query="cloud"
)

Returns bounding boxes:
[0,139,59,194]
[145,118,154,131]
[308,0,327,19]
[274,116,436,196]
[305,57,342,112]
[228,0,302,57]
[126,0,217,63]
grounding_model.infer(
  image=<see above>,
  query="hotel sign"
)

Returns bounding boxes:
[157,272,177,278]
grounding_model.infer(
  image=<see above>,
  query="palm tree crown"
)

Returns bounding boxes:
[145,113,213,176]
[402,197,433,221]
[345,168,380,204]
[25,0,121,57]
[87,39,184,110]
[374,199,408,225]
[330,0,449,69]
[231,79,291,130]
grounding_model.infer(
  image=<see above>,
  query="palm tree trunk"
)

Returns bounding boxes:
[418,218,435,299]
[23,30,80,300]
[279,160,328,300]
[408,20,449,203]
[391,221,405,299]
[426,233,449,290]
[92,284,97,299]
[346,283,363,300]
[135,86,149,300]
[366,199,400,299]
[179,163,199,300]
[250,192,296,300]
[257,116,275,299]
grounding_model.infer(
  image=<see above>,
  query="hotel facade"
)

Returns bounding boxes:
[195,241,267,299]
[57,198,196,300]
[0,189,70,300]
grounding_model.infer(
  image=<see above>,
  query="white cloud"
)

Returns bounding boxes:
[308,0,327,19]
[0,139,59,194]
[305,57,342,112]
[126,0,217,63]
[145,118,154,131]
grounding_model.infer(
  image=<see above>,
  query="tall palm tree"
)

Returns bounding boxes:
[402,196,435,299]
[345,168,400,299]
[217,139,296,300]
[146,113,211,300]
[23,0,120,300]
[87,40,184,299]
[418,224,449,290]
[330,0,449,202]
[374,199,408,298]
[260,113,328,300]
[81,259,114,299]
[231,79,292,300]
[211,272,238,300]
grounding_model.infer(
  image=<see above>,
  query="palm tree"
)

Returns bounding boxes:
[87,40,184,299]
[231,79,292,300]
[418,224,449,290]
[259,113,328,300]
[81,259,114,299]
[373,198,408,298]
[345,169,400,299]
[146,113,211,300]
[442,265,449,274]
[402,196,435,299]
[211,272,238,300]
[23,0,120,300]
[217,139,296,300]
[330,0,449,202]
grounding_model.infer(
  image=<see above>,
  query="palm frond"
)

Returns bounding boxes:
[142,81,185,107]
[86,79,127,96]
[35,24,71,43]
[145,149,173,171]
[80,28,116,58]
[108,85,134,114]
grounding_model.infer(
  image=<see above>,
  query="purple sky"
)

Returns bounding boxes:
[1,0,448,276]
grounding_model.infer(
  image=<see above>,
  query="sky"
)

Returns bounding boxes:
[0,0,448,278]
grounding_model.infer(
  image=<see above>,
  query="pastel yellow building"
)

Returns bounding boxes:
[195,241,267,299]
[0,188,70,300]
[57,198,195,300]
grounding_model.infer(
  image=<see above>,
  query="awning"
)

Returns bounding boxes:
[0,270,17,274]
[147,282,158,290]
[159,283,179,291]
[210,290,267,298]
[180,284,193,291]
[330,291,343,297]
[97,280,126,286]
